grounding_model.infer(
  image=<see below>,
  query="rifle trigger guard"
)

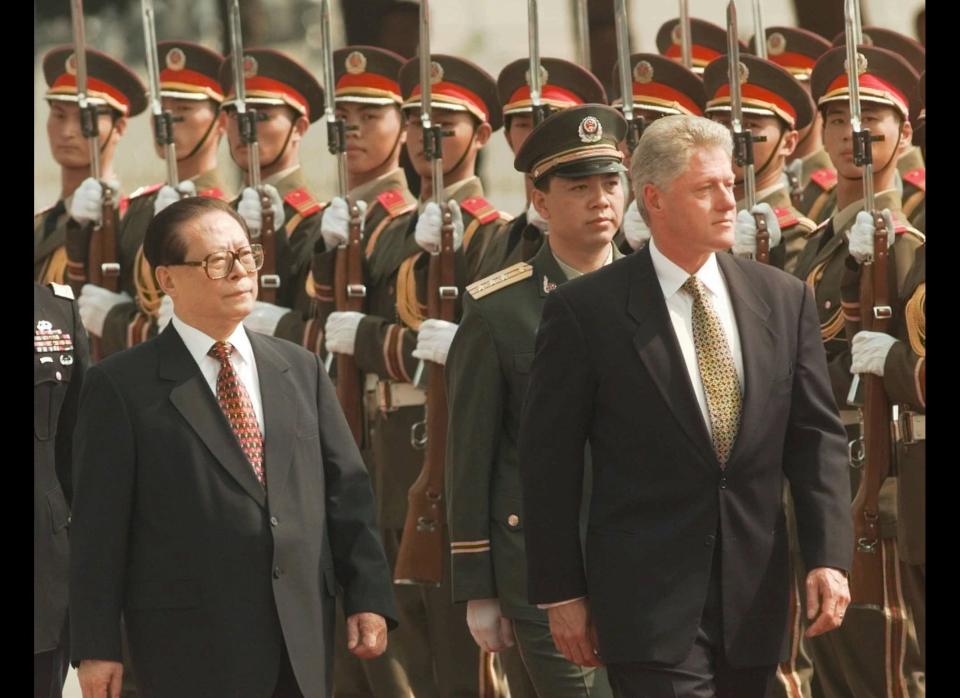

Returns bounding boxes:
[410,420,428,450]
[848,437,865,469]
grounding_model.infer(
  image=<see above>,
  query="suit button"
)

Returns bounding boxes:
[719,475,727,489]
[270,516,279,527]
[704,534,715,547]
[273,566,282,579]
[507,514,520,528]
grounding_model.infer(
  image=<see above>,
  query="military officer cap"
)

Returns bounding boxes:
[749,27,832,82]
[156,41,225,102]
[332,46,405,105]
[656,18,748,74]
[219,48,325,123]
[514,104,627,185]
[703,54,815,130]
[399,54,503,131]
[831,26,925,75]
[811,45,920,123]
[497,57,607,118]
[610,53,705,116]
[43,46,147,117]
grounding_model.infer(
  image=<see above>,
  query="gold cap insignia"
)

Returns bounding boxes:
[243,55,258,78]
[345,50,367,75]
[634,60,655,84]
[578,115,603,143]
[165,47,186,71]
[767,32,786,56]
[430,61,444,84]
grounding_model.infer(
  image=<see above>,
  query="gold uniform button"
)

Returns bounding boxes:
[507,514,520,527]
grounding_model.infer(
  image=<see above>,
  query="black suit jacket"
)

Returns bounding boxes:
[69,325,397,698]
[519,246,852,667]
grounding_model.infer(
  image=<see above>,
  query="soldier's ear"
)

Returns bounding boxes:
[898,119,914,154]
[531,186,550,220]
[113,116,128,138]
[780,128,800,159]
[474,122,493,148]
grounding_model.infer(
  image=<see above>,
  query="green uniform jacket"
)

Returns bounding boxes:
[453,176,513,284]
[897,146,925,234]
[445,242,622,621]
[786,147,833,208]
[474,211,539,279]
[796,153,838,226]
[741,184,817,275]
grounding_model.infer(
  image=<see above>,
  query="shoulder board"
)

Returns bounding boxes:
[48,282,74,300]
[128,183,164,200]
[773,207,798,229]
[466,262,533,300]
[198,187,227,200]
[895,222,925,243]
[376,188,417,219]
[460,196,500,225]
[119,195,131,218]
[284,187,324,217]
[809,168,838,192]
[902,168,926,192]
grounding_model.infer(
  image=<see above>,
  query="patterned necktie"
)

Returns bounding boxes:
[208,341,265,487]
[681,276,742,466]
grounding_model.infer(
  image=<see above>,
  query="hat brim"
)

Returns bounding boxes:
[539,158,627,183]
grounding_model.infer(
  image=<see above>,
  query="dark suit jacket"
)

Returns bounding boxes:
[69,325,397,698]
[519,246,852,667]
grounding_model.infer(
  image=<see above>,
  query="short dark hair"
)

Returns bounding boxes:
[143,196,250,268]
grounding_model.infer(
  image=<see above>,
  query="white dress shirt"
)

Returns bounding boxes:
[648,238,744,439]
[171,314,266,435]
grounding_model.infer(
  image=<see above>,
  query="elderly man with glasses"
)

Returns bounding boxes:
[68,196,398,698]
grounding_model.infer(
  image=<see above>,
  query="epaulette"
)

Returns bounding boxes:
[902,168,926,192]
[773,207,798,229]
[466,262,533,300]
[460,196,501,225]
[198,187,227,200]
[809,168,838,192]
[48,282,74,300]
[284,187,324,218]
[376,188,417,219]
[128,183,164,200]
[119,195,131,218]
[895,222,925,242]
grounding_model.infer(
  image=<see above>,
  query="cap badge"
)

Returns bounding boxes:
[65,53,77,76]
[767,32,786,55]
[525,65,549,88]
[844,52,868,77]
[165,47,186,71]
[634,60,654,84]
[243,55,258,78]
[578,115,603,143]
[430,61,444,84]
[60,354,74,366]
[861,32,874,47]
[671,23,683,45]
[737,61,750,85]
[345,50,367,75]
[37,320,53,333]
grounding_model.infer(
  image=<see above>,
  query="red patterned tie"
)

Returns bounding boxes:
[208,341,265,487]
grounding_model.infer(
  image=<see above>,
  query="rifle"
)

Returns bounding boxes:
[527,0,549,127]
[678,0,693,70]
[394,0,456,588]
[614,0,642,152]
[752,0,767,60]
[726,1,770,264]
[320,0,365,445]
[142,0,178,189]
[228,0,279,304]
[844,0,889,609]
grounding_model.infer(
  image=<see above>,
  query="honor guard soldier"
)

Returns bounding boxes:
[832,27,926,233]
[750,27,835,216]
[610,53,706,252]
[473,57,608,278]
[446,104,627,698]
[703,53,818,274]
[81,41,231,358]
[36,47,146,288]
[656,17,747,75]
[212,48,327,347]
[792,44,925,698]
[35,282,90,698]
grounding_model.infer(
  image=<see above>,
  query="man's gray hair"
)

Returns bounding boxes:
[629,115,733,222]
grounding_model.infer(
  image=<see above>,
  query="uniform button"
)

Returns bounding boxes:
[719,476,727,489]
[273,566,282,579]
[704,534,715,547]
[270,516,279,527]
[507,514,520,528]
[55,371,62,381]
[824,300,832,310]
[66,515,72,525]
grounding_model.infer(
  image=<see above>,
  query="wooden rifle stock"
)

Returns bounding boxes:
[85,188,119,360]
[333,199,365,445]
[258,189,279,304]
[754,210,770,265]
[393,206,457,586]
[849,212,892,607]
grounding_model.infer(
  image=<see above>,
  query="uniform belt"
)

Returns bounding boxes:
[894,411,925,444]
[838,409,861,426]
[364,373,426,411]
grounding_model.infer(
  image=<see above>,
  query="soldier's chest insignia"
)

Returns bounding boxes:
[543,275,557,293]
[35,320,74,353]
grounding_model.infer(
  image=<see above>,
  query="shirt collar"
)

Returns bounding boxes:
[418,176,480,214]
[263,164,300,187]
[551,244,615,280]
[648,237,724,301]
[171,314,255,369]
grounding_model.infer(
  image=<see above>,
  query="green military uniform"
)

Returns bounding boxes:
[35,198,75,287]
[739,184,818,276]
[897,146,925,234]
[797,163,838,225]
[788,147,834,212]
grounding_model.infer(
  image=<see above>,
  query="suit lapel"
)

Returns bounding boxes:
[626,247,717,468]
[160,327,267,509]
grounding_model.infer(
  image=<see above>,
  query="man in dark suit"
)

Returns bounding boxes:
[518,115,853,698]
[69,197,397,698]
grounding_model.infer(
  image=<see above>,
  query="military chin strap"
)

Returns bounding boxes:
[259,118,298,172]
[366,116,406,177]
[441,122,478,180]
[176,102,222,162]
[734,124,785,190]
[840,126,902,184]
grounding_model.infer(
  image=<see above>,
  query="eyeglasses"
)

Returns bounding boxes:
[169,244,264,280]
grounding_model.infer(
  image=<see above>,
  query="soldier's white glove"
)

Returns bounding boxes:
[321,196,369,250]
[412,319,458,366]
[154,180,198,216]
[77,284,132,337]
[69,177,117,226]
[526,201,549,233]
[466,599,515,653]
[850,330,899,377]
[242,300,288,336]
[622,200,652,251]
[416,200,464,253]
[238,185,285,235]
[325,311,365,356]
[847,209,896,264]
[733,203,783,256]
[157,294,174,332]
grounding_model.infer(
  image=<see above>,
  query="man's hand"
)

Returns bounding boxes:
[411,319,458,366]
[70,177,111,226]
[466,598,515,652]
[78,284,132,337]
[733,203,783,256]
[346,612,388,659]
[850,331,899,377]
[546,598,603,667]
[242,300,288,336]
[805,567,850,637]
[156,294,174,332]
[154,180,197,216]
[325,311,365,356]
[415,200,465,253]
[78,659,123,698]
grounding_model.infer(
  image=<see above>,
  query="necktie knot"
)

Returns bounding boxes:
[681,275,706,302]
[208,341,234,364]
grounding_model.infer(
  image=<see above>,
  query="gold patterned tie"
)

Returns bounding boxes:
[681,276,742,466]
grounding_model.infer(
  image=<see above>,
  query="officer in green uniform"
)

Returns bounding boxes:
[610,53,706,253]
[446,103,624,698]
[77,41,231,358]
[702,53,818,274]
[35,47,146,289]
[792,44,925,698]
[473,57,607,278]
